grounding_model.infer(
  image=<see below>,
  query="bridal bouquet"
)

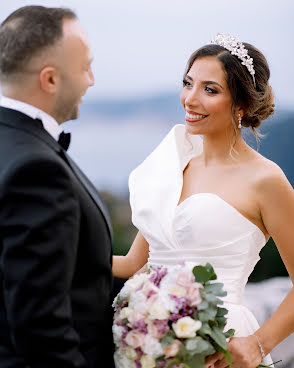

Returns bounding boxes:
[113,263,235,368]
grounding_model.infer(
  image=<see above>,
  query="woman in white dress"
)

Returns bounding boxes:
[113,34,294,367]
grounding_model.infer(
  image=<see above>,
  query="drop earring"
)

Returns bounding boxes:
[238,113,242,129]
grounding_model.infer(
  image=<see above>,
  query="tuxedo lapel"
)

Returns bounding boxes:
[61,151,113,242]
[0,106,113,242]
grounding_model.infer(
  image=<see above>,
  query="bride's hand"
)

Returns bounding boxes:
[205,335,263,368]
[228,336,263,367]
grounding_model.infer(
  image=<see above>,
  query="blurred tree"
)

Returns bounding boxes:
[249,238,288,282]
[100,191,137,256]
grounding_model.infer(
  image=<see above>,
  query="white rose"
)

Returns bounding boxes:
[142,335,163,358]
[114,349,136,368]
[158,289,178,313]
[120,307,134,320]
[125,346,137,361]
[172,316,202,338]
[140,354,156,368]
[167,285,187,298]
[149,301,169,320]
[112,325,125,346]
[127,273,149,290]
[129,290,148,313]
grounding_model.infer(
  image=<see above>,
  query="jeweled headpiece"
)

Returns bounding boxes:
[211,33,256,87]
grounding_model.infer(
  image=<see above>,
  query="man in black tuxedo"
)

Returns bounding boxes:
[0,6,114,368]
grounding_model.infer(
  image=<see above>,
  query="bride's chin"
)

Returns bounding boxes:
[185,123,203,135]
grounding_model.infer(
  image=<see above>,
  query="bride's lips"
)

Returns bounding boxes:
[185,110,208,123]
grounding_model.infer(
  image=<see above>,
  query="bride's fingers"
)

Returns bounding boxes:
[214,358,230,368]
[205,351,223,367]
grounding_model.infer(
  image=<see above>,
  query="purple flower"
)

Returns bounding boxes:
[135,360,142,368]
[150,267,168,287]
[133,319,148,334]
[147,289,157,299]
[134,348,143,368]
[153,319,169,335]
[157,359,168,367]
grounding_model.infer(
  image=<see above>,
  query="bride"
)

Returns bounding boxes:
[112,34,294,367]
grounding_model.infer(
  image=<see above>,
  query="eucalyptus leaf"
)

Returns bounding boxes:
[186,353,206,368]
[186,336,215,356]
[198,307,217,322]
[193,266,211,283]
[166,358,181,368]
[204,263,217,280]
[222,349,233,367]
[224,329,235,339]
[215,318,227,329]
[160,334,175,348]
[205,294,223,305]
[193,263,217,283]
[210,326,228,350]
[204,283,227,297]
[216,307,228,317]
[197,300,209,310]
[198,322,212,336]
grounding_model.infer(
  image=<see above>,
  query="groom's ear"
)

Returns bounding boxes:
[39,66,59,94]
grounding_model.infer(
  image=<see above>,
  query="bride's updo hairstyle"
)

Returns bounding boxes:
[184,42,275,135]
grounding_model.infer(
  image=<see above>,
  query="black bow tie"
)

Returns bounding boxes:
[58,131,71,151]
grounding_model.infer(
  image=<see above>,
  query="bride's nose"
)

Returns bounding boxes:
[184,87,201,108]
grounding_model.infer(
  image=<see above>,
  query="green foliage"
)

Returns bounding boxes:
[193,264,216,283]
[100,191,137,255]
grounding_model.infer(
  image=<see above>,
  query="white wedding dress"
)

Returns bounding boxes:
[128,124,273,365]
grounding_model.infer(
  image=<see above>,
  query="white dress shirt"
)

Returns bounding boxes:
[0,96,62,141]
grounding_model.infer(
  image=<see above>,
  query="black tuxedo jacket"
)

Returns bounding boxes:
[0,107,114,368]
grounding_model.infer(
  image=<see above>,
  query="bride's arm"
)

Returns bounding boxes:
[250,165,294,355]
[207,164,294,368]
[112,231,149,278]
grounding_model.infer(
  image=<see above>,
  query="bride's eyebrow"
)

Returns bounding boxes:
[201,80,224,90]
[185,74,224,90]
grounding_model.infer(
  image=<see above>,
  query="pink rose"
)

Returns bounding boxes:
[164,340,181,357]
[187,283,201,306]
[141,281,158,298]
[146,293,158,308]
[147,321,164,339]
[128,311,147,325]
[176,270,193,288]
[125,331,145,349]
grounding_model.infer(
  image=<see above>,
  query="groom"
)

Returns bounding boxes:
[0,6,114,368]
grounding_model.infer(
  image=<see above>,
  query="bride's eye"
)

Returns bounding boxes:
[183,79,192,88]
[205,86,218,94]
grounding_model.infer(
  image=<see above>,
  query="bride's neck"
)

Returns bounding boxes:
[201,131,247,166]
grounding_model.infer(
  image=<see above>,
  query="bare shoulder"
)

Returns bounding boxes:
[251,155,293,201]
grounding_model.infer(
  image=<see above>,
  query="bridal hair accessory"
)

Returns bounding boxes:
[211,33,256,88]
[238,113,242,129]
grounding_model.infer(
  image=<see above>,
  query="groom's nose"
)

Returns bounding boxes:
[88,68,95,87]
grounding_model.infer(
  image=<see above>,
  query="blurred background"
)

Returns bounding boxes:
[1,0,294,365]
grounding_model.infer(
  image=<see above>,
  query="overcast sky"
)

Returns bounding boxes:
[1,0,293,108]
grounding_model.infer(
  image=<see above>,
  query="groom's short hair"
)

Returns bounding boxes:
[0,6,77,82]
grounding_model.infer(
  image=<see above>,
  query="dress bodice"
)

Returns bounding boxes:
[129,124,266,305]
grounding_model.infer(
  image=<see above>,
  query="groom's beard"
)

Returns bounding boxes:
[53,88,82,123]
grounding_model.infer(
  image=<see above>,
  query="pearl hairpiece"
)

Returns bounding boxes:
[211,33,256,87]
